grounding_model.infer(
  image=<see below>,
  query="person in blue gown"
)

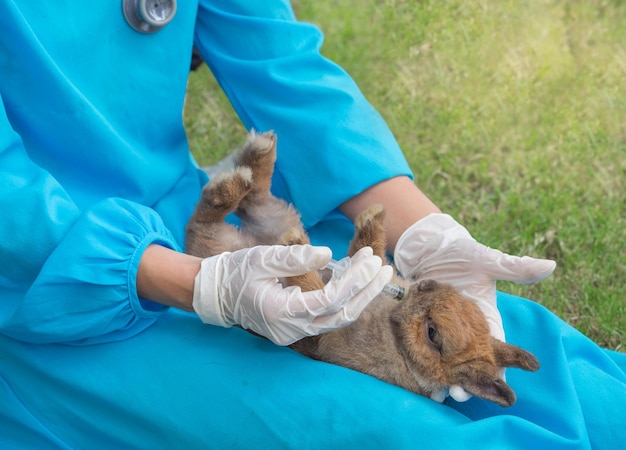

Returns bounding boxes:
[1,1,624,448]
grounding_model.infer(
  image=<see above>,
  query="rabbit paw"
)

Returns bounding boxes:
[202,166,253,212]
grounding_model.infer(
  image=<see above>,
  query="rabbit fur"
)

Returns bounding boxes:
[186,131,540,407]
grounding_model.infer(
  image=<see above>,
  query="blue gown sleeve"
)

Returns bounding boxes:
[0,96,178,345]
[193,0,413,229]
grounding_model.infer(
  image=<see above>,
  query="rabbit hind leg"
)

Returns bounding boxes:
[185,167,254,257]
[347,204,388,262]
[234,130,277,199]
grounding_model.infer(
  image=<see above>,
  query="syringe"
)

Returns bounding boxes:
[325,258,406,300]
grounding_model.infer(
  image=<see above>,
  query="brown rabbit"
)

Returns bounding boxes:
[186,131,540,407]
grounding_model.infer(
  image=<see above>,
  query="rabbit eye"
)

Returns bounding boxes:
[428,325,438,344]
[425,318,441,351]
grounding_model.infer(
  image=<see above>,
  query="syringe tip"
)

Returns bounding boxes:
[382,284,405,300]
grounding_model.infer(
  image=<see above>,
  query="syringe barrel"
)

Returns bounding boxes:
[325,259,405,300]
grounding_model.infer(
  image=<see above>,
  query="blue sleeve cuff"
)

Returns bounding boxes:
[2,198,181,345]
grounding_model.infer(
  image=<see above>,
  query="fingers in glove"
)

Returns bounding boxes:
[251,261,393,345]
[287,248,392,321]
[280,248,379,318]
[307,247,384,315]
[244,244,333,279]
[309,264,394,334]
[481,247,556,284]
[335,264,393,322]
[348,246,374,263]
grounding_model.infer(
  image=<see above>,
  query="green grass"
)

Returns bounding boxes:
[184,0,626,350]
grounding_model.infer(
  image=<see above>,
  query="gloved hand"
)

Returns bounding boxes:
[193,244,393,346]
[394,213,556,341]
[394,213,556,403]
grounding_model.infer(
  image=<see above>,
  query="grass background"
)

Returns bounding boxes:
[184,0,625,351]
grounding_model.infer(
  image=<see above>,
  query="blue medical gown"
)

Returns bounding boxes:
[0,1,624,448]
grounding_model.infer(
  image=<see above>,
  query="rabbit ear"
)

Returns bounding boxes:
[491,338,540,372]
[458,371,517,407]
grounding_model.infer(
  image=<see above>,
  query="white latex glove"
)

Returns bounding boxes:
[193,244,393,346]
[394,213,556,403]
[394,213,556,341]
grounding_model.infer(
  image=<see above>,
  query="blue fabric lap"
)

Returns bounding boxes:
[1,294,624,449]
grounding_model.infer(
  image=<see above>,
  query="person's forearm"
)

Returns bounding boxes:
[136,244,202,312]
[339,176,441,253]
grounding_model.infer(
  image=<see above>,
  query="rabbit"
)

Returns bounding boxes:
[186,130,540,407]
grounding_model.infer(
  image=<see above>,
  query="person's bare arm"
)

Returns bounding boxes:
[339,176,441,253]
[136,244,202,312]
